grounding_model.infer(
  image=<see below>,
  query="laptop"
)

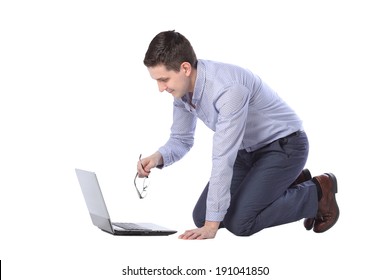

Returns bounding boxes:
[75,168,177,236]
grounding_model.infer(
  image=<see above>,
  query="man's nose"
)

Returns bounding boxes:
[158,82,167,92]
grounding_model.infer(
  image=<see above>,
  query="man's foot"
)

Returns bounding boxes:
[313,173,340,233]
[290,169,316,231]
[303,217,315,230]
[291,168,312,186]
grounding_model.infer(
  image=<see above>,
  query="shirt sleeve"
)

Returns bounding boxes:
[206,84,251,221]
[158,99,197,167]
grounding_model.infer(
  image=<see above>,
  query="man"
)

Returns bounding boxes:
[137,30,339,239]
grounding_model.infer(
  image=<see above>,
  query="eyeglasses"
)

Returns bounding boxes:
[134,154,150,199]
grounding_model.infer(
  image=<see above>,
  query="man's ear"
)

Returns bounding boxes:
[181,62,192,76]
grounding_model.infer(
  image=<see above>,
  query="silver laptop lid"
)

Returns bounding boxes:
[75,168,114,233]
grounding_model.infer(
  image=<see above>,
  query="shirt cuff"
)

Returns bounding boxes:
[206,210,227,222]
[157,147,172,168]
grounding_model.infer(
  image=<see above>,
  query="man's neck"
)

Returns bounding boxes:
[189,68,197,93]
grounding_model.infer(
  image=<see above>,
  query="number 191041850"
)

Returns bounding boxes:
[215,266,270,276]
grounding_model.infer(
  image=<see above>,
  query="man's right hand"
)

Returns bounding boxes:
[137,152,163,177]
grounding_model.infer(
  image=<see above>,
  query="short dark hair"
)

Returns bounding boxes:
[143,30,197,72]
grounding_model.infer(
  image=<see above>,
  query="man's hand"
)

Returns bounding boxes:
[137,152,163,177]
[179,221,220,240]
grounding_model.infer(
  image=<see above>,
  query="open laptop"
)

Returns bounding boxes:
[75,168,177,236]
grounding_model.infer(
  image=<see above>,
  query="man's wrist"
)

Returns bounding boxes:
[205,221,220,229]
[153,151,164,167]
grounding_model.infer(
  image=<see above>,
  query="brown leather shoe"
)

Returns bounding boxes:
[313,173,339,233]
[303,217,315,231]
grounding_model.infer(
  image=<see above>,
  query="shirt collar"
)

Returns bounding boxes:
[191,59,206,105]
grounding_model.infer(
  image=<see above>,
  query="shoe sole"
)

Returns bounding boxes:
[304,218,315,230]
[302,169,312,181]
[325,172,338,193]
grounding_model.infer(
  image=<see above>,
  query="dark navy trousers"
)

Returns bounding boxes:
[192,131,318,236]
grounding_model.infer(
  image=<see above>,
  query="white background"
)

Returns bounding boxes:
[1,0,389,279]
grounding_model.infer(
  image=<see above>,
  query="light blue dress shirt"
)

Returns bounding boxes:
[158,59,302,222]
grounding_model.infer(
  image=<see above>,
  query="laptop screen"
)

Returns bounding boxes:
[75,169,114,233]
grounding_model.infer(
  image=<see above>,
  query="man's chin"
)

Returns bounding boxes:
[171,92,182,99]
[168,90,186,99]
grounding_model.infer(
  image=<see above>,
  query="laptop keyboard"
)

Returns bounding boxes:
[114,222,148,230]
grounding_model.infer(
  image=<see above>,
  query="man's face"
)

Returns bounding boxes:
[147,63,192,99]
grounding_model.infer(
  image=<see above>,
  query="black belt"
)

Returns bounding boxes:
[277,130,304,146]
[285,130,304,138]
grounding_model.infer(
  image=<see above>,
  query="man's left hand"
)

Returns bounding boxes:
[178,221,220,240]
